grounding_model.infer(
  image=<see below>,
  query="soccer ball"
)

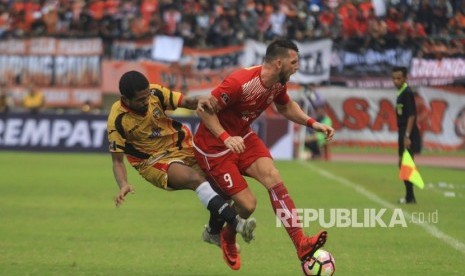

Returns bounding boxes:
[302,249,335,276]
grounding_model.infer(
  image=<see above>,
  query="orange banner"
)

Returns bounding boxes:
[102,45,244,94]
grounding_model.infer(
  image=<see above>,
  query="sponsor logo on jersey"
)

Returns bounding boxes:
[109,141,117,151]
[396,103,403,115]
[221,93,230,104]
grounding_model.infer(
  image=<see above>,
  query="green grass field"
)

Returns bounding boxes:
[1,152,464,275]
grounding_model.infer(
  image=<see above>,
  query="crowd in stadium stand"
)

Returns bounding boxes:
[0,0,464,57]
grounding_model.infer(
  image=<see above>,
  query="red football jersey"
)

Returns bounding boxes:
[194,65,290,153]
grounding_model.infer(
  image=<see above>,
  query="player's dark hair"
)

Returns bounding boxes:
[264,39,299,63]
[119,71,149,99]
[392,66,408,77]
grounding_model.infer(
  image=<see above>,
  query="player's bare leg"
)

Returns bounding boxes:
[167,163,256,253]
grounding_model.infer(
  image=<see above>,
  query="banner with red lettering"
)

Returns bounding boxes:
[410,58,465,79]
[316,87,465,150]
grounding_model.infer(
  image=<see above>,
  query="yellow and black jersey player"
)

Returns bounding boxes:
[108,82,196,189]
[106,71,256,258]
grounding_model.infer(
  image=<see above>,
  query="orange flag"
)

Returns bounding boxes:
[399,150,424,189]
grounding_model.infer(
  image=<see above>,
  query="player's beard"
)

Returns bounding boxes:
[278,71,290,85]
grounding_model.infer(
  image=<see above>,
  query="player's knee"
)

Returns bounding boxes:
[265,167,281,182]
[183,172,206,190]
[191,177,207,190]
[239,198,256,217]
[192,172,205,183]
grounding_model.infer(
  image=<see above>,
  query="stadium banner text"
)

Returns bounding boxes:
[330,48,412,78]
[0,113,293,157]
[104,39,332,93]
[0,38,102,87]
[316,87,465,150]
[330,49,465,88]
[102,45,244,94]
[243,39,333,84]
[0,38,102,108]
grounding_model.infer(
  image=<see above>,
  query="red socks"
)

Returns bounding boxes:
[269,182,303,249]
[222,223,236,242]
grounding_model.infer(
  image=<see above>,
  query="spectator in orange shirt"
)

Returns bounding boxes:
[358,0,374,19]
[385,7,401,36]
[339,0,357,21]
[319,7,338,38]
[340,7,358,40]
[449,9,465,32]
[140,0,158,23]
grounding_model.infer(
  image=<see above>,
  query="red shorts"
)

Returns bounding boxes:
[194,132,272,197]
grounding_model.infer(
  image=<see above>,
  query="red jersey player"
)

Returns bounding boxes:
[193,39,335,270]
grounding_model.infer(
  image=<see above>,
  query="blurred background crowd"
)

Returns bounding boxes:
[1,0,464,58]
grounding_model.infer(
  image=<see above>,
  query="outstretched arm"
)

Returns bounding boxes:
[179,95,218,112]
[179,96,200,110]
[111,152,135,207]
[276,100,334,141]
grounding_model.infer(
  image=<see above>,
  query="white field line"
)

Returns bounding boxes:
[299,161,465,255]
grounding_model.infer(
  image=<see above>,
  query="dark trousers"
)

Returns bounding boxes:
[398,127,420,201]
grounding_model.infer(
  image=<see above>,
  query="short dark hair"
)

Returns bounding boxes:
[119,71,149,99]
[392,66,408,77]
[264,39,299,63]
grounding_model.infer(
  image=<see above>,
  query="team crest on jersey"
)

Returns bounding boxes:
[266,94,274,104]
[241,110,258,122]
[220,93,230,104]
[149,127,162,138]
[153,108,162,118]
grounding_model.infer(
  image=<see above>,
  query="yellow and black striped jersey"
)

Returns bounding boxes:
[107,83,193,164]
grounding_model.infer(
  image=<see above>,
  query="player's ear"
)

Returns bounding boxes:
[275,58,282,69]
[121,95,130,105]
